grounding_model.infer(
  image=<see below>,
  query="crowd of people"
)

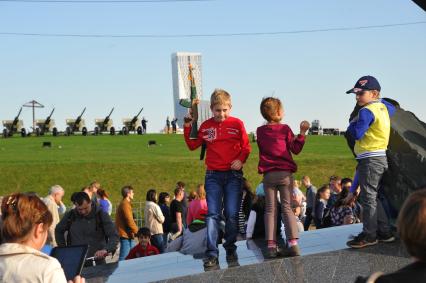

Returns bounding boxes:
[1,179,424,282]
[0,77,425,282]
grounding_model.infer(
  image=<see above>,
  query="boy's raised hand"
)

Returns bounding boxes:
[183,112,193,127]
[183,99,200,127]
[300,120,310,135]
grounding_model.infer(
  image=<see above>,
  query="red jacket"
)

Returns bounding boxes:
[125,243,159,260]
[257,124,305,174]
[184,116,251,171]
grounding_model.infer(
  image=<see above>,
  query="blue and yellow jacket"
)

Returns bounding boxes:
[347,99,395,160]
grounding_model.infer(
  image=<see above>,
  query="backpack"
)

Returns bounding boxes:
[321,207,332,228]
[65,203,106,245]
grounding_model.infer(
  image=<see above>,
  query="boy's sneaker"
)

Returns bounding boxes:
[347,232,378,249]
[279,245,301,257]
[203,257,219,270]
[378,232,396,243]
[225,249,238,262]
[225,249,239,268]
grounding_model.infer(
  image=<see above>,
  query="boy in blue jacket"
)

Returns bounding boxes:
[345,76,396,249]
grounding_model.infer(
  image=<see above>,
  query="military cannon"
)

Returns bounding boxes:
[2,108,26,138]
[35,108,58,136]
[122,108,143,135]
[94,107,115,135]
[65,107,88,136]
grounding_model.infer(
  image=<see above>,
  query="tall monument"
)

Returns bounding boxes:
[171,52,211,128]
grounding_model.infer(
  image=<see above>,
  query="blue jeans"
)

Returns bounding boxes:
[151,233,164,254]
[204,170,243,258]
[119,238,135,261]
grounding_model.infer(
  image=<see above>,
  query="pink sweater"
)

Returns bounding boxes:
[186,199,208,224]
[256,124,305,174]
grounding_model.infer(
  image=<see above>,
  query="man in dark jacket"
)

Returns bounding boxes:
[55,192,119,266]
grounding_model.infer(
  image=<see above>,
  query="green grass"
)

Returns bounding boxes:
[0,134,356,206]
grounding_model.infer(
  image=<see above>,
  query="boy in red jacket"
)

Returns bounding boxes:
[125,227,159,260]
[184,89,251,269]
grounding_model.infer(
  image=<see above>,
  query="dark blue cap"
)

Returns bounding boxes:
[346,75,381,94]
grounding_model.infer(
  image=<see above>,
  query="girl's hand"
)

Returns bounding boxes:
[300,121,310,135]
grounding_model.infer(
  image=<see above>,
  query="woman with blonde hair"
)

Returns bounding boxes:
[186,184,208,225]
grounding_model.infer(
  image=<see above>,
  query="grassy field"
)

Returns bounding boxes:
[0,134,356,206]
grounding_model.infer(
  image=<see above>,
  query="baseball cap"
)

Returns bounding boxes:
[346,75,381,94]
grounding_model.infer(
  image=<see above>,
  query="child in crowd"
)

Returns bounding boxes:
[355,189,426,282]
[187,184,208,225]
[314,185,331,229]
[291,204,305,233]
[165,216,208,256]
[291,180,306,232]
[256,97,309,258]
[345,76,396,248]
[330,188,355,226]
[341,178,353,192]
[341,177,363,223]
[184,89,251,269]
[125,227,159,260]
[327,175,342,207]
[292,180,306,221]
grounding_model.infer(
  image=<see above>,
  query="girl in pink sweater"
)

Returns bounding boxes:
[187,184,208,224]
[256,97,310,258]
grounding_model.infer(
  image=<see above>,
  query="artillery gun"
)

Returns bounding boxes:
[122,108,143,135]
[65,107,88,136]
[2,108,26,138]
[35,108,58,136]
[94,107,115,135]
